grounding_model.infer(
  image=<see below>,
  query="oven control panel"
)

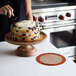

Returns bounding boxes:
[33,10,74,22]
[32,6,76,29]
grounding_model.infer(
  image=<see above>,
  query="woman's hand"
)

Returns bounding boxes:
[0,5,14,18]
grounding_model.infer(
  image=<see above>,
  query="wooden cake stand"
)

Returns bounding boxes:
[5,32,47,57]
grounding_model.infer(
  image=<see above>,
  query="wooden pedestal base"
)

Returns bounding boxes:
[16,45,38,57]
[5,32,47,57]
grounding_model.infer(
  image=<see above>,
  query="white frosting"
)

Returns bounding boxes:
[15,20,35,28]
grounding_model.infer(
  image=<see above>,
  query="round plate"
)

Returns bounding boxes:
[36,53,66,66]
[5,32,47,45]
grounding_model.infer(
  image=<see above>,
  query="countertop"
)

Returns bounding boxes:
[0,40,76,76]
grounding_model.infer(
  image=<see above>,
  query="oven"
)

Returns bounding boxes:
[32,0,76,62]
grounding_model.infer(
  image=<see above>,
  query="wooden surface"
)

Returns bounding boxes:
[5,32,47,45]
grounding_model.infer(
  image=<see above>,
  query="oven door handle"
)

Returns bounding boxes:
[40,22,76,33]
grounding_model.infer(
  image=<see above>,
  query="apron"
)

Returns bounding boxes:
[0,0,26,41]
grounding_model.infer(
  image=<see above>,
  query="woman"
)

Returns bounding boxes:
[0,0,33,41]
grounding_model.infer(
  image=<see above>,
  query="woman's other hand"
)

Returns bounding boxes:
[26,12,33,21]
[0,5,14,18]
[25,0,33,21]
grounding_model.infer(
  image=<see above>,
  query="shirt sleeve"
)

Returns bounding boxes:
[0,0,11,7]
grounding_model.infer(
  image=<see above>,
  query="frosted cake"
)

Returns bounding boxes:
[10,20,40,42]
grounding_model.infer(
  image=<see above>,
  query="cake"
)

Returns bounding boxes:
[10,20,40,42]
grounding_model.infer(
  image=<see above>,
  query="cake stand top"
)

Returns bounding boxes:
[5,32,47,45]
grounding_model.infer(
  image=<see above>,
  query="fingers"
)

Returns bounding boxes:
[2,7,7,15]
[7,5,14,16]
[4,6,12,18]
[0,8,4,15]
[5,5,14,18]
[0,5,14,18]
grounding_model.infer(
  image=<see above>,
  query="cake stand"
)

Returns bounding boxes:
[5,32,47,57]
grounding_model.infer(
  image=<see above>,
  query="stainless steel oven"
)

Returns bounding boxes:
[32,0,76,61]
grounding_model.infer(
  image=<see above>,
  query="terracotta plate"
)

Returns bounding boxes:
[36,53,66,66]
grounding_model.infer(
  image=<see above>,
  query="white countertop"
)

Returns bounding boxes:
[0,40,76,76]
